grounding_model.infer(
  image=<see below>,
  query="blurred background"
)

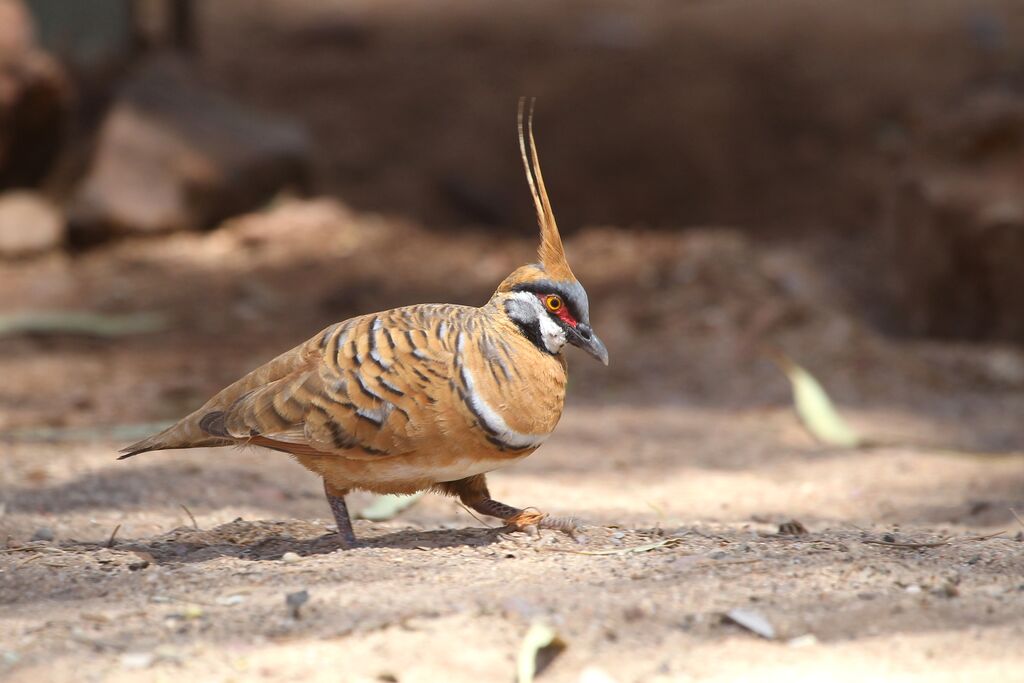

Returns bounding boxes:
[2,0,1024,423]
[2,1,1024,680]
[2,0,1022,436]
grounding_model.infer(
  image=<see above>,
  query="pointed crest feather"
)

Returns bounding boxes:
[518,97,574,280]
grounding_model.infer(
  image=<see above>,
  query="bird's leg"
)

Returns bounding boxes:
[323,480,359,549]
[440,475,579,536]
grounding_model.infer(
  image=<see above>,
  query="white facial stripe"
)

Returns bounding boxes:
[508,291,568,354]
[537,307,567,354]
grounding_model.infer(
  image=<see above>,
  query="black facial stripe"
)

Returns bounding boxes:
[511,316,557,356]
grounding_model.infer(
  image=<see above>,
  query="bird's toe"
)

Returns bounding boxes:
[504,509,580,539]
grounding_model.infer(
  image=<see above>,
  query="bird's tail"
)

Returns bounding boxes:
[118,414,230,459]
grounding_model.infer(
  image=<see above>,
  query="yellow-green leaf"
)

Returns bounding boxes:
[516,622,566,683]
[356,493,423,521]
[775,353,862,448]
[0,311,166,338]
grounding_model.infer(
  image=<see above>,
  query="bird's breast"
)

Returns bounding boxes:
[449,320,568,453]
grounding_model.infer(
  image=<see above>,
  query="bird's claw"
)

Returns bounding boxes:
[505,510,581,540]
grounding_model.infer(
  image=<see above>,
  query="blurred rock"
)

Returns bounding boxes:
[0,0,72,188]
[885,89,1024,343]
[0,190,63,256]
[69,56,310,243]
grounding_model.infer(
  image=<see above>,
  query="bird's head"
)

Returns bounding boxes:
[493,99,608,366]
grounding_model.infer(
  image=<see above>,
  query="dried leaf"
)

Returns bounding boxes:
[516,621,565,683]
[777,520,808,536]
[357,493,424,521]
[724,608,776,639]
[774,353,861,448]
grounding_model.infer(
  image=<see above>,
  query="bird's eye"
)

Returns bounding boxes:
[545,295,563,312]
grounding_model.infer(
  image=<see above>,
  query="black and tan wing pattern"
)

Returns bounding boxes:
[122,301,568,475]
[213,306,462,459]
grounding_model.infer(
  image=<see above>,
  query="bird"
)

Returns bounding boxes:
[119,99,608,548]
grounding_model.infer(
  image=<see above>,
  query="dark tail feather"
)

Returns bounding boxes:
[118,418,231,460]
[118,434,177,459]
[117,448,147,460]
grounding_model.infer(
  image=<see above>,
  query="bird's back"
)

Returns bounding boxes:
[121,301,568,491]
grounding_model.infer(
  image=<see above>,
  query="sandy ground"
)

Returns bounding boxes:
[2,408,1024,683]
[1,200,1023,682]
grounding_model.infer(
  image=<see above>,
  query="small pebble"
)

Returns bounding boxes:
[787,634,819,648]
[286,590,310,619]
[120,652,155,670]
[579,666,619,683]
[31,527,55,542]
[904,584,922,594]
[281,552,302,564]
[152,644,181,664]
[216,594,247,606]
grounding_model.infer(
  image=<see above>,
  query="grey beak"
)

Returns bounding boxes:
[571,324,609,366]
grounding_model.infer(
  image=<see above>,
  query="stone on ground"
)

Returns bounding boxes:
[69,56,311,243]
[0,190,63,256]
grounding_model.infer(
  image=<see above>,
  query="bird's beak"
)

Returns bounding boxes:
[570,323,609,366]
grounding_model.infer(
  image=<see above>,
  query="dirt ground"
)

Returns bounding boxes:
[1,199,1023,682]
[4,0,1024,680]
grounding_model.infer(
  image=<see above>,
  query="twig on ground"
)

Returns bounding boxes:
[106,524,122,548]
[863,537,952,549]
[69,633,126,652]
[543,538,682,555]
[180,504,199,530]
[456,502,497,528]
[1,543,69,554]
[1009,508,1024,532]
[863,531,1006,549]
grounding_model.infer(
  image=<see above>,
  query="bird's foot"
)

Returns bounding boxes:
[323,481,360,550]
[504,509,580,539]
[315,531,361,551]
[333,530,361,550]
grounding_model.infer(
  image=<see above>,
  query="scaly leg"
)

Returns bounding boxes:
[323,480,358,549]
[438,475,579,536]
